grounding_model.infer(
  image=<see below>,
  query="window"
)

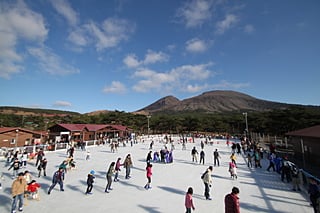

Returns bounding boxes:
[11,139,16,144]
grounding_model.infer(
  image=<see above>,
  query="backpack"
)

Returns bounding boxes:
[201,170,208,179]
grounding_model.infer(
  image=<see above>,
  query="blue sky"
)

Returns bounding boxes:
[0,0,319,113]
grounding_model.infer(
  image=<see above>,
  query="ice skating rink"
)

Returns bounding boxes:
[0,136,313,213]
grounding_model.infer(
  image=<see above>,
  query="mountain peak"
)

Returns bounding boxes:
[135,90,292,114]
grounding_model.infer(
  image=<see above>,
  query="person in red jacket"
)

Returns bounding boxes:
[144,163,152,189]
[224,187,240,213]
[185,187,195,213]
[27,180,41,200]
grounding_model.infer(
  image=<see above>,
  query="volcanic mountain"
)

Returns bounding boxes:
[135,90,293,114]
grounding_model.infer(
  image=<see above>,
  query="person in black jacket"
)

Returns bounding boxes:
[8,158,21,178]
[85,170,95,195]
[37,158,47,177]
[308,177,320,213]
[146,151,152,164]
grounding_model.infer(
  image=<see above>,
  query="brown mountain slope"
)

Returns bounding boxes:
[136,90,292,114]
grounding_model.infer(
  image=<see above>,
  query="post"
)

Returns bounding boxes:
[147,115,151,137]
[242,112,248,137]
[15,129,19,149]
[300,138,306,169]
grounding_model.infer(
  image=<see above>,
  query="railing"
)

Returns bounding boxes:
[0,140,102,157]
[300,169,320,191]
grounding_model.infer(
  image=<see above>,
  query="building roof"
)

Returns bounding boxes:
[56,124,131,132]
[0,127,42,136]
[286,125,320,138]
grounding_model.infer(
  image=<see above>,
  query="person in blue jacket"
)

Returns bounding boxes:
[48,167,65,194]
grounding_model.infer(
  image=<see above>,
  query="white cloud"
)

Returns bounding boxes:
[186,38,207,53]
[0,0,48,79]
[123,50,169,68]
[244,24,255,34]
[144,50,169,64]
[28,47,79,75]
[103,81,127,94]
[132,63,214,93]
[132,68,175,93]
[50,0,135,52]
[216,14,239,34]
[53,100,72,107]
[68,28,88,47]
[50,0,79,26]
[171,63,212,81]
[176,0,214,28]
[84,18,135,51]
[212,80,250,89]
[123,54,141,68]
[185,84,209,93]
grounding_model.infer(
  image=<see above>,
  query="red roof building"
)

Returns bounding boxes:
[0,127,43,148]
[286,125,320,176]
[48,123,132,143]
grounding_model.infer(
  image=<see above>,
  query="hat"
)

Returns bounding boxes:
[90,170,95,175]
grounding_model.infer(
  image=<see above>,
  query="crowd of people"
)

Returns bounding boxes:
[0,135,319,213]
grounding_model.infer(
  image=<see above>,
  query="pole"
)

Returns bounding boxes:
[300,138,306,169]
[15,129,19,150]
[147,115,151,137]
[242,112,248,137]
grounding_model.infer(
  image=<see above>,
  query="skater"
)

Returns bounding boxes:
[185,187,195,213]
[199,150,205,165]
[35,148,45,167]
[153,151,160,162]
[308,177,320,213]
[48,167,65,195]
[144,163,153,189]
[23,170,32,184]
[37,158,47,177]
[229,161,237,179]
[201,141,204,149]
[26,180,41,200]
[230,153,237,167]
[291,165,301,191]
[68,146,75,158]
[246,153,252,168]
[191,147,198,163]
[59,160,68,174]
[114,157,122,182]
[201,166,213,200]
[281,157,291,183]
[105,162,115,193]
[254,151,262,168]
[67,157,76,171]
[11,172,27,213]
[8,158,21,178]
[182,141,186,150]
[266,153,276,172]
[20,151,28,168]
[213,149,220,166]
[123,154,133,179]
[85,150,91,160]
[146,151,152,164]
[85,170,95,195]
[224,187,240,213]
[149,141,154,150]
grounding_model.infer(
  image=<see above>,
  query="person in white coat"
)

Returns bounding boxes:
[201,166,213,200]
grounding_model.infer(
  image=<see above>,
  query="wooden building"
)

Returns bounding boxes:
[286,125,320,172]
[48,123,132,143]
[0,127,43,148]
